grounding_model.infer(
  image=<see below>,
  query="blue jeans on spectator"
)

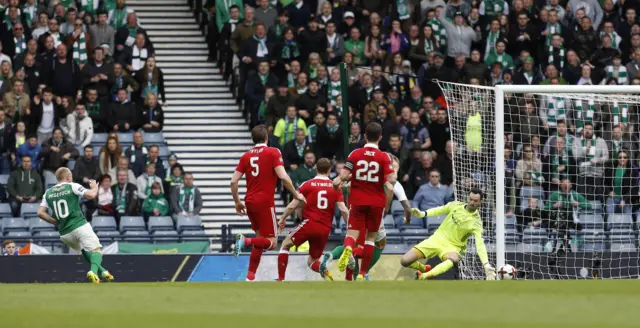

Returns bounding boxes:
[606,196,632,214]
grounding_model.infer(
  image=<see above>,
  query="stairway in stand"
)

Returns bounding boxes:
[129,0,284,249]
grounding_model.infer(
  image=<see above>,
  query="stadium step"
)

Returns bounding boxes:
[131,0,284,249]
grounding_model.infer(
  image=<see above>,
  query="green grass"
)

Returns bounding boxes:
[0,281,637,328]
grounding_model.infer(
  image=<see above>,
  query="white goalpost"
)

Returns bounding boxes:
[438,82,640,279]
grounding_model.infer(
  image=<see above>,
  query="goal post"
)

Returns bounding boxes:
[438,81,640,279]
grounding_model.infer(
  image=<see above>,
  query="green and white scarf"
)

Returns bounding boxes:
[115,183,127,213]
[284,115,297,144]
[81,0,99,15]
[528,170,544,185]
[178,186,195,214]
[396,0,410,20]
[574,99,595,132]
[612,101,628,126]
[485,31,499,59]
[427,19,447,50]
[607,65,628,85]
[60,0,74,9]
[328,80,340,105]
[110,7,128,29]
[545,23,561,47]
[259,72,269,86]
[287,72,296,88]
[483,0,505,16]
[423,38,435,55]
[295,140,306,157]
[281,40,300,60]
[548,46,564,70]
[546,96,566,127]
[145,175,160,196]
[581,137,596,158]
[22,4,37,25]
[72,32,88,64]
[326,122,339,133]
[308,65,318,79]
[612,140,622,160]
[600,31,619,49]
[254,35,268,57]
[307,124,317,142]
[14,37,26,56]
[551,149,569,179]
[274,23,289,40]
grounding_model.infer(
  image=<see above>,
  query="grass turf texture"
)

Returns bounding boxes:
[0,281,637,328]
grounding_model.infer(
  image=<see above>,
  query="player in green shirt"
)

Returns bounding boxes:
[402,188,496,280]
[37,167,114,284]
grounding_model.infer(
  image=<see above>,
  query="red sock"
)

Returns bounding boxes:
[345,267,353,281]
[352,247,363,258]
[277,250,289,281]
[309,261,320,273]
[343,235,356,249]
[359,243,375,276]
[245,237,272,249]
[247,248,263,280]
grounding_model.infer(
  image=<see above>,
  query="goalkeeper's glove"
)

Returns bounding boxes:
[484,263,496,280]
[411,208,425,219]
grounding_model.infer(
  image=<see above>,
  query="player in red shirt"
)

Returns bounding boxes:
[276,158,349,281]
[230,125,306,281]
[332,122,396,281]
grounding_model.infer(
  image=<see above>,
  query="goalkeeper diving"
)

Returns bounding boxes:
[401,188,496,280]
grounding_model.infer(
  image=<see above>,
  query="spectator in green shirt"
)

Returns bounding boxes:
[289,151,316,187]
[545,178,590,212]
[142,182,169,220]
[274,105,307,146]
[345,27,366,66]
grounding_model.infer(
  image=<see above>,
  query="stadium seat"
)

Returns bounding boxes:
[610,233,636,252]
[120,216,146,233]
[96,230,121,241]
[5,230,31,239]
[44,174,57,189]
[582,233,605,252]
[505,228,520,243]
[426,215,446,232]
[180,229,209,241]
[33,230,60,239]
[122,230,150,242]
[383,214,395,228]
[400,228,429,236]
[92,133,108,145]
[148,216,174,233]
[579,214,604,230]
[0,203,12,218]
[158,145,171,159]
[516,243,544,252]
[176,216,203,232]
[0,174,9,185]
[505,215,516,230]
[152,230,180,243]
[391,200,403,217]
[20,203,39,217]
[607,214,633,231]
[383,243,409,253]
[143,132,164,144]
[29,217,55,233]
[2,217,28,234]
[91,216,117,232]
[117,132,133,146]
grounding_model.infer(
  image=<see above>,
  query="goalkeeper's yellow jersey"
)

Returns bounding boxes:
[426,201,489,265]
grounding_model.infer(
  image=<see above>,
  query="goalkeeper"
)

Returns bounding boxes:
[401,188,496,281]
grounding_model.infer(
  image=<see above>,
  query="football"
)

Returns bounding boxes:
[498,264,517,280]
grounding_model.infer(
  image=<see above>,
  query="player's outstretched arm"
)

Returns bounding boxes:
[81,180,99,200]
[37,206,56,225]
[337,201,349,225]
[332,168,351,190]
[473,226,496,280]
[278,199,300,231]
[275,166,305,203]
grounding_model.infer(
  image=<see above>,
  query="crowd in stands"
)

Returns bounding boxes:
[205,0,640,234]
[0,0,203,233]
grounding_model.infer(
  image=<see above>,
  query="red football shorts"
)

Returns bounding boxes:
[348,205,385,232]
[246,203,277,238]
[288,219,331,259]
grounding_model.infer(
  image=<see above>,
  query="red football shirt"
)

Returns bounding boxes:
[298,176,344,228]
[344,144,393,207]
[235,144,284,206]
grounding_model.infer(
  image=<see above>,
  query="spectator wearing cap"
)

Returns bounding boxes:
[364,87,395,126]
[315,112,344,160]
[324,21,345,66]
[338,10,357,37]
[61,102,94,147]
[298,18,327,62]
[254,0,277,31]
[41,127,79,181]
[89,11,116,57]
[266,82,298,128]
[437,9,479,66]
[42,44,82,99]
[296,79,326,125]
[110,88,137,132]
[274,105,307,147]
[8,154,42,217]
[485,40,514,72]
[382,20,410,56]
[513,56,543,85]
[421,52,455,99]
[82,47,114,99]
[139,93,164,133]
[3,79,30,124]
[283,128,314,171]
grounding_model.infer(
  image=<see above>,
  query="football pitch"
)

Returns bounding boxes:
[1,280,637,328]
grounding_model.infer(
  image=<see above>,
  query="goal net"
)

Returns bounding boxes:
[438,82,640,279]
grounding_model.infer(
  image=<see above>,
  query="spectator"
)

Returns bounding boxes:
[135,57,166,105]
[119,33,151,73]
[99,136,122,174]
[171,172,202,217]
[604,150,637,214]
[543,120,576,157]
[543,136,576,192]
[298,19,327,62]
[274,105,307,147]
[289,151,316,187]
[15,134,41,170]
[138,93,164,132]
[111,62,139,101]
[216,4,241,74]
[572,16,598,62]
[513,56,543,85]
[604,53,627,85]
[3,80,30,125]
[265,83,296,128]
[306,111,325,143]
[61,102,94,147]
[246,61,278,128]
[296,79,326,125]
[508,12,537,58]
[42,44,82,99]
[344,27,365,65]
[363,87,395,126]
[0,110,11,173]
[435,140,454,186]
[283,128,314,171]
[109,0,135,30]
[607,125,635,163]
[315,112,344,160]
[375,104,401,151]
[137,162,164,200]
[109,156,137,188]
[516,144,544,211]
[25,88,58,142]
[65,18,93,69]
[438,10,479,64]
[109,88,137,131]
[41,127,79,182]
[7,155,42,217]
[142,181,169,219]
[165,162,184,193]
[517,197,546,232]
[111,169,138,224]
[572,122,608,198]
[388,133,410,178]
[485,40,513,71]
[401,112,431,150]
[428,108,450,155]
[31,12,50,41]
[83,86,110,132]
[406,151,433,197]
[421,52,455,100]
[254,0,277,32]
[284,0,311,29]
[2,240,18,256]
[324,21,345,65]
[95,174,114,216]
[73,145,101,188]
[89,11,116,57]
[215,0,244,37]
[412,168,453,211]
[545,178,590,214]
[408,25,438,66]
[382,20,410,57]
[230,6,256,55]
[82,47,113,99]
[9,121,26,164]
[514,100,540,145]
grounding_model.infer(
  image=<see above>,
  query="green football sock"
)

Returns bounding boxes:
[89,252,104,275]
[426,259,454,278]
[408,261,426,272]
[330,246,344,260]
[82,250,105,275]
[366,247,383,272]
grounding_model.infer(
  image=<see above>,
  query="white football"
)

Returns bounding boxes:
[498,264,516,280]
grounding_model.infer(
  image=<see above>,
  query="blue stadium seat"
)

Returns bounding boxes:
[0,174,9,185]
[426,215,446,232]
[383,214,395,228]
[391,200,403,217]
[122,230,150,242]
[92,133,108,145]
[505,215,516,230]
[20,203,39,217]
[117,133,133,146]
[152,230,179,243]
[180,229,208,241]
[2,217,28,234]
[383,243,409,253]
[44,174,57,189]
[143,132,164,144]
[607,214,633,231]
[582,232,605,251]
[120,216,146,233]
[91,216,117,232]
[33,230,60,239]
[610,233,636,252]
[521,228,547,252]
[579,214,604,230]
[148,216,174,233]
[0,203,12,218]
[5,230,31,239]
[29,217,55,233]
[158,145,170,159]
[67,160,76,170]
[400,228,429,236]
[96,230,121,241]
[176,216,203,232]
